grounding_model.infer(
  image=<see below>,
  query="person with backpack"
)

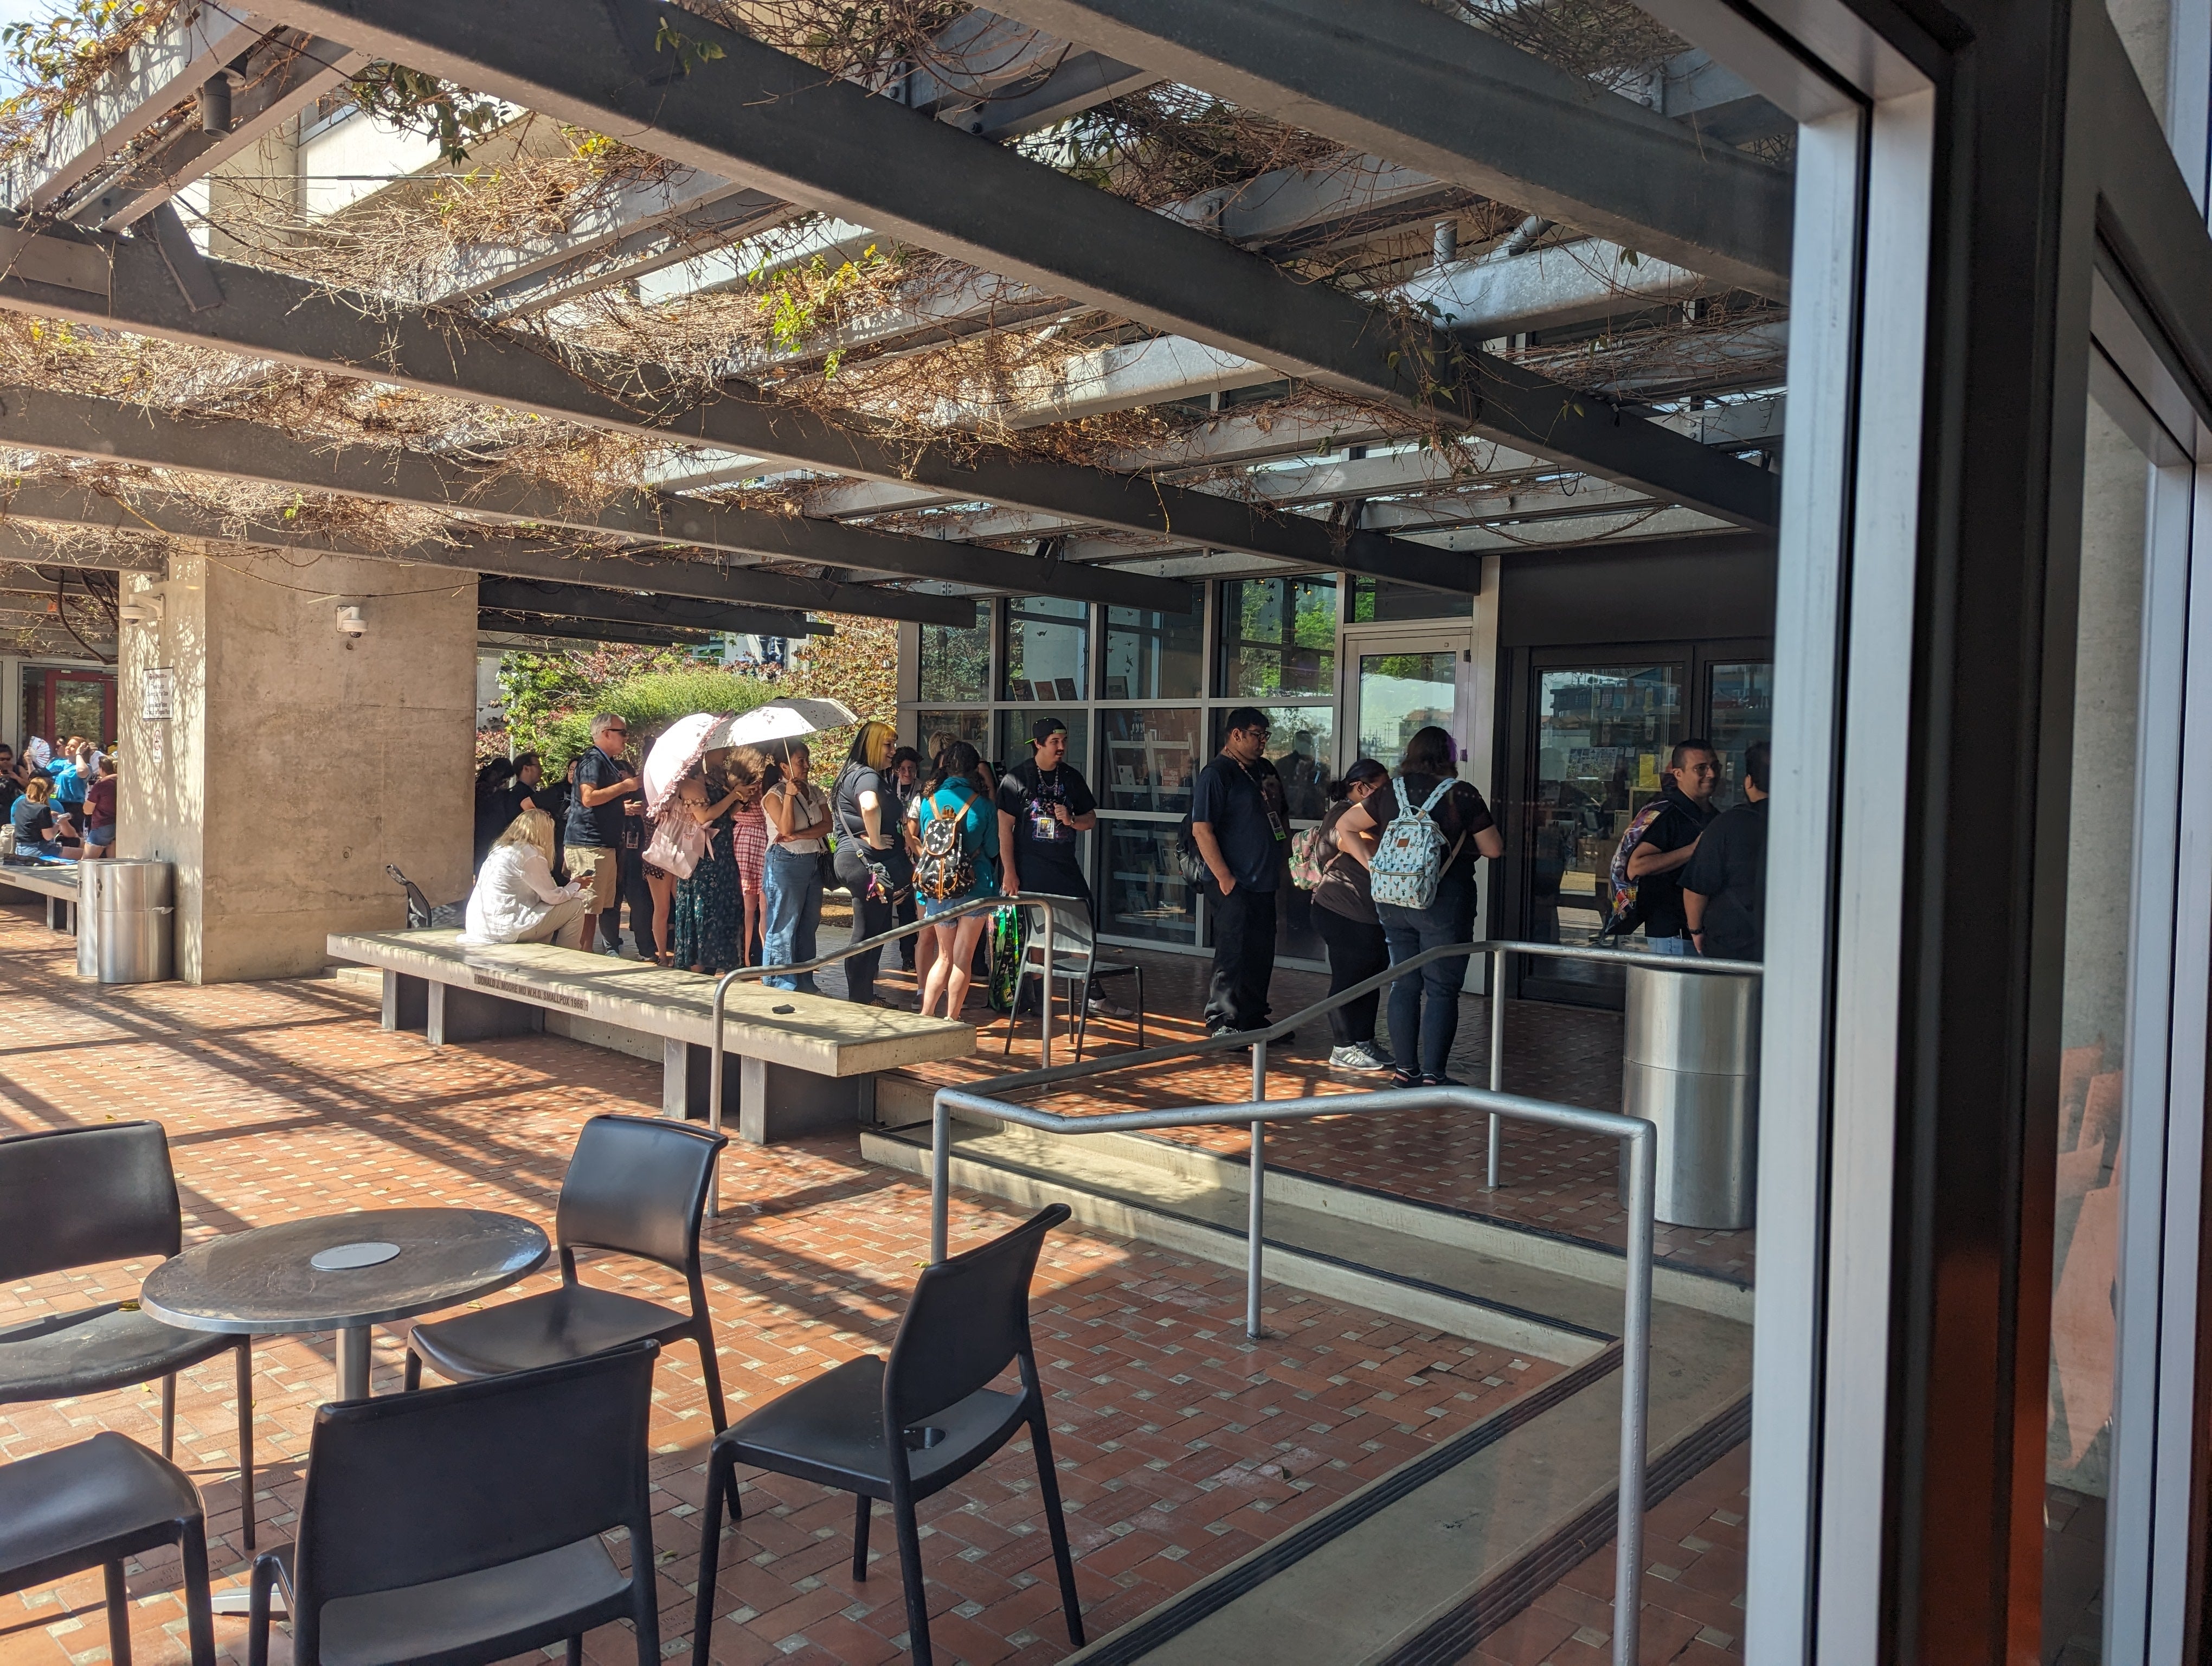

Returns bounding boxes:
[1309,759,1393,1073]
[913,741,999,1020]
[1336,725,1503,1086]
[1616,738,1721,954]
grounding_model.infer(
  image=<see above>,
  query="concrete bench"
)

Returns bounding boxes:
[0,861,78,932]
[327,930,975,1143]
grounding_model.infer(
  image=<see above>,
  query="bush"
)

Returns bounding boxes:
[529,667,779,767]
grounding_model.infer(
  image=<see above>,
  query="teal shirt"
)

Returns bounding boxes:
[921,783,999,898]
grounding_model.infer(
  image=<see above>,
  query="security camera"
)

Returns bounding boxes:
[335,605,367,638]
[120,599,162,624]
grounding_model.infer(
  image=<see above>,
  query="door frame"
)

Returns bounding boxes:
[1338,623,1476,777]
[27,664,117,746]
[1499,636,1773,1005]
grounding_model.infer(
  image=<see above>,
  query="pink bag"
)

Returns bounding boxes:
[643,810,707,880]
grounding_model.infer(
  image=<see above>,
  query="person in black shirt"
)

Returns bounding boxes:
[996,717,1129,1018]
[0,745,18,819]
[562,713,642,954]
[1191,707,1288,1035]
[832,720,910,1006]
[1337,726,1503,1084]
[1684,740,1770,960]
[1626,737,1720,953]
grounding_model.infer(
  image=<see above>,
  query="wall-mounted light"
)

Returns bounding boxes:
[335,604,367,639]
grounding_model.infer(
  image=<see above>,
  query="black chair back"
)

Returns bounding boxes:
[556,1114,727,1275]
[0,1123,182,1282]
[883,1204,1069,1430]
[290,1343,658,1664]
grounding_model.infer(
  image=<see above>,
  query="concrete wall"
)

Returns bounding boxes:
[118,547,476,983]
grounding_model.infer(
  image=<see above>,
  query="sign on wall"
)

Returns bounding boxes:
[143,667,175,721]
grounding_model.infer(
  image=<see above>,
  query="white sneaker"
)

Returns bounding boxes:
[1330,1044,1390,1073]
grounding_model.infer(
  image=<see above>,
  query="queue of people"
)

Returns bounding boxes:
[3,737,118,860]
[452,708,1768,1069]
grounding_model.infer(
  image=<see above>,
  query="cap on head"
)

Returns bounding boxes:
[1032,717,1068,746]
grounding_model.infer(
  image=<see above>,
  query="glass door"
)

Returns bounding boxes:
[1349,637,1465,773]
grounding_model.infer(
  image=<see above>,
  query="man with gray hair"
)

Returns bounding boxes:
[562,712,641,955]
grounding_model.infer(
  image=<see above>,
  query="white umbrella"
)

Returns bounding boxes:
[641,712,721,813]
[721,697,859,747]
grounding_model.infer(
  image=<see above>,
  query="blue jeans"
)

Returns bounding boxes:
[761,844,822,992]
[1645,934,1694,956]
[1377,870,1477,1079]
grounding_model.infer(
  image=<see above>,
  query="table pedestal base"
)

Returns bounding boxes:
[337,1323,371,1401]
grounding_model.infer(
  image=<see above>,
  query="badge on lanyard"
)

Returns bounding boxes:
[1266,810,1287,842]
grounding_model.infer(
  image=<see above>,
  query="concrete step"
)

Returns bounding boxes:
[868,1120,1666,1367]
[866,1093,1751,1326]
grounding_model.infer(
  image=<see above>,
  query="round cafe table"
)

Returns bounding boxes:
[139,1208,549,1404]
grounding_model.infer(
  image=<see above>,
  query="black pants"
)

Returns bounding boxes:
[835,845,910,1002]
[605,846,658,957]
[1315,906,1388,1047]
[1205,885,1277,1031]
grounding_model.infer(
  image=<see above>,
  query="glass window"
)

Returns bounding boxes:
[1098,708,1200,813]
[1218,576,1336,698]
[1353,648,1459,770]
[2042,370,2177,1663]
[1707,662,1773,809]
[1350,576,1473,624]
[911,708,989,760]
[996,708,1089,778]
[1528,665,1684,951]
[1211,705,1334,821]
[1002,596,1089,702]
[917,613,990,702]
[1098,822,1197,945]
[1103,604,1203,700]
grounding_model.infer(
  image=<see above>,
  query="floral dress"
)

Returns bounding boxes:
[673,811,743,972]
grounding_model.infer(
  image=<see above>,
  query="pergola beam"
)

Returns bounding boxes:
[247,0,1777,533]
[475,578,825,638]
[0,219,1271,598]
[0,477,975,624]
[0,383,1076,614]
[479,613,719,650]
[985,0,1793,299]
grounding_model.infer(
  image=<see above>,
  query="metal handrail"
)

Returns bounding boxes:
[702,890,1085,1215]
[928,1077,1658,1666]
[938,935,1760,1190]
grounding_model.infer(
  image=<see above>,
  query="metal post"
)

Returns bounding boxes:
[336,1324,371,1402]
[1246,1038,1266,1340]
[1613,1121,1655,1666]
[705,969,742,1220]
[1039,900,1056,1068]
[930,1092,951,1264]
[1488,947,1506,1189]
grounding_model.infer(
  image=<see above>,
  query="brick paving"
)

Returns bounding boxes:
[0,899,1583,1666]
[886,950,1753,1284]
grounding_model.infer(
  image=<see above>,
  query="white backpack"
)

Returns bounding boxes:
[1368,777,1459,911]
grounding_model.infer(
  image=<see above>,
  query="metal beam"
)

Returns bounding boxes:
[0,221,1252,599]
[981,0,1793,299]
[0,383,1072,614]
[0,475,974,623]
[479,613,719,649]
[475,578,825,638]
[246,0,1780,533]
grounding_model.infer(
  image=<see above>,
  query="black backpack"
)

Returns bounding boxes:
[1175,812,1215,892]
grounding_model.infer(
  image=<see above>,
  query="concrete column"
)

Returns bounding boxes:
[0,653,18,751]
[117,546,475,983]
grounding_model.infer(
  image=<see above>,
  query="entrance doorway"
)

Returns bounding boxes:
[1345,631,1470,773]
[1503,640,1772,1005]
[20,665,117,749]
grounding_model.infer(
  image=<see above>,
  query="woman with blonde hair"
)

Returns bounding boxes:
[460,808,590,949]
[831,719,910,1007]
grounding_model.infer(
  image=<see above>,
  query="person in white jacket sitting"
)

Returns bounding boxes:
[461,809,590,949]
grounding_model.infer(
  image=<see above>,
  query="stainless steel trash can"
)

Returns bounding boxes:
[76,860,175,983]
[1622,965,1758,1229]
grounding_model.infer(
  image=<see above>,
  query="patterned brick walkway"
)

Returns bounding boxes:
[0,899,1711,1666]
[886,951,1753,1284]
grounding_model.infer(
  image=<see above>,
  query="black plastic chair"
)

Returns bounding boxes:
[0,1432,216,1666]
[692,1203,1083,1666]
[0,1122,255,1551]
[248,1342,661,1666]
[404,1113,731,1430]
[1000,898,1145,1061]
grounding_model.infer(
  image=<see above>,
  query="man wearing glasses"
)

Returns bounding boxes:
[562,712,642,956]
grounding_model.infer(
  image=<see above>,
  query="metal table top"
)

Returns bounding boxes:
[139,1207,549,1335]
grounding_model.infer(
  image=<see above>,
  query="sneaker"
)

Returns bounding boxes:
[1355,1041,1394,1070]
[1087,994,1134,1019]
[1329,1044,1389,1073]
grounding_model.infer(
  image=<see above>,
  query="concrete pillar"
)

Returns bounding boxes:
[116,546,476,983]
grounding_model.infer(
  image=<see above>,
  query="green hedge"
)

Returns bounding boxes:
[520,667,777,767]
